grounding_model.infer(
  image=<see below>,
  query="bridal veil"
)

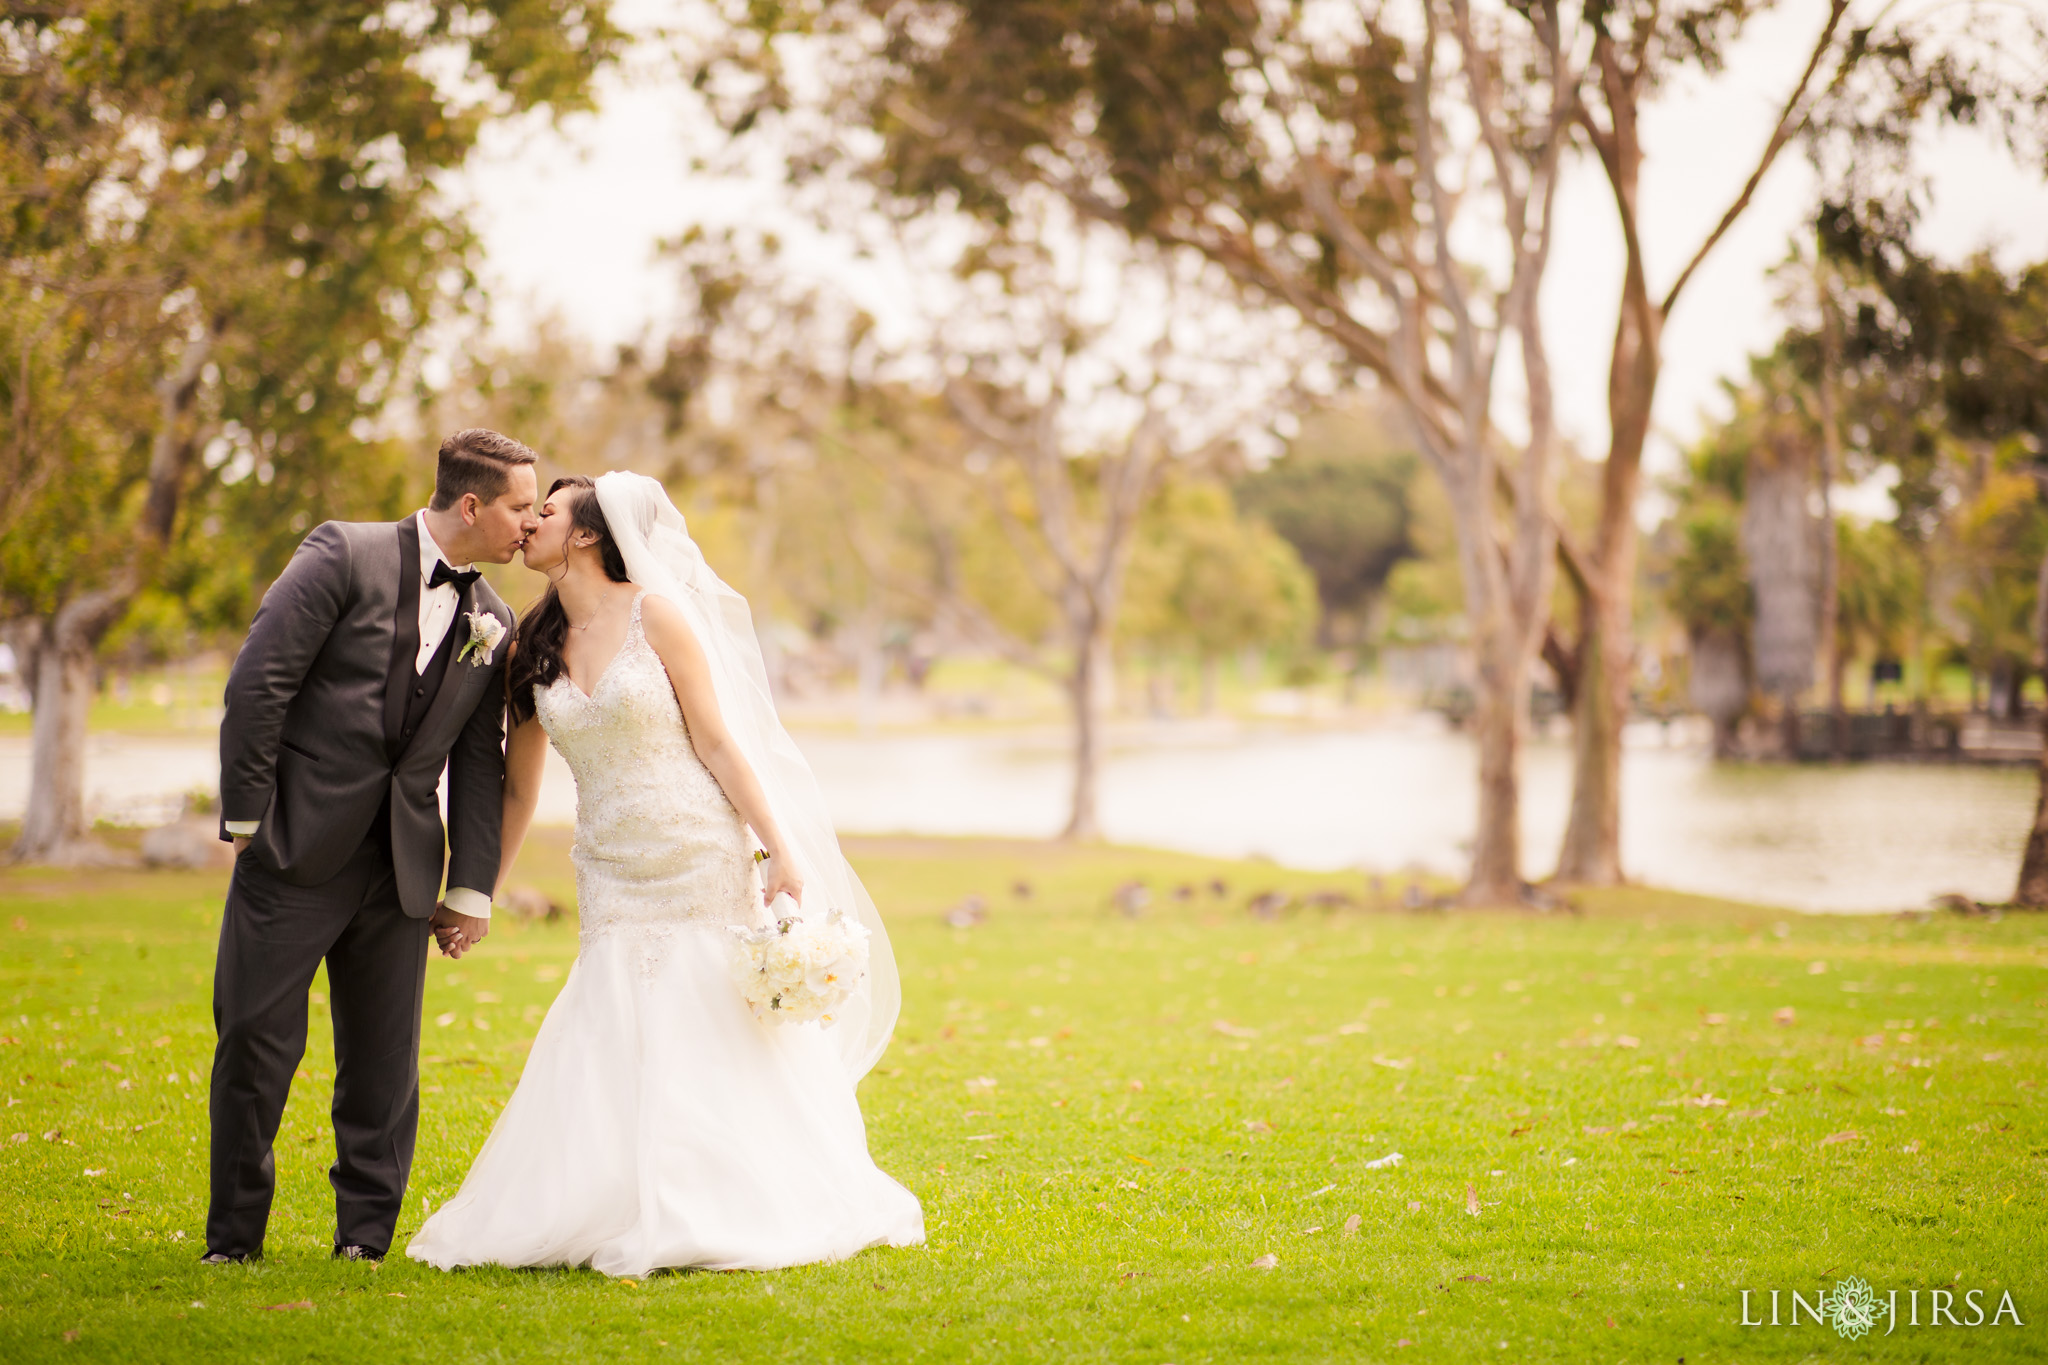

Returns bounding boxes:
[592,470,900,1080]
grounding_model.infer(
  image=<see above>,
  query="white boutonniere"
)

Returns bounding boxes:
[457,609,506,667]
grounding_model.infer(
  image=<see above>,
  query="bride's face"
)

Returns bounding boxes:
[521,489,576,572]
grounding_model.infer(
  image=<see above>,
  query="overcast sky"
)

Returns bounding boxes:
[456,5,2048,505]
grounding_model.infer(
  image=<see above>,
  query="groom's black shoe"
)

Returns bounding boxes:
[333,1244,385,1263]
[200,1251,253,1265]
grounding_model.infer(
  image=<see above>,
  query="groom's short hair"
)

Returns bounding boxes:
[430,429,537,511]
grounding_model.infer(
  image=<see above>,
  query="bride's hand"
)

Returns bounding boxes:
[759,854,803,908]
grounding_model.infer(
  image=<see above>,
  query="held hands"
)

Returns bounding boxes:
[756,849,803,909]
[430,903,491,958]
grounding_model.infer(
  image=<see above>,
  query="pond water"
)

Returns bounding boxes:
[1,716,2027,913]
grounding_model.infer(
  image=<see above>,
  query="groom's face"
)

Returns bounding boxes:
[465,465,540,564]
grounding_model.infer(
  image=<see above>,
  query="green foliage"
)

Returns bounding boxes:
[1233,411,1419,635]
[1380,468,1465,644]
[1,842,2043,1361]
[1942,456,2048,682]
[1121,478,1318,663]
[1663,497,1752,640]
[0,0,621,638]
[1834,518,1919,664]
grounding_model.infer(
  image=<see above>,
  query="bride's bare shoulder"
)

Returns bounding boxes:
[637,593,704,657]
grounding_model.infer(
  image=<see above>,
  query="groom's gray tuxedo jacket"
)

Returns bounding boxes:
[219,517,512,918]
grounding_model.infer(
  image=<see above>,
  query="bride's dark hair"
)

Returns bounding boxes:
[508,475,631,723]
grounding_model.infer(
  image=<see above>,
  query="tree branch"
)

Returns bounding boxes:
[1660,0,1852,315]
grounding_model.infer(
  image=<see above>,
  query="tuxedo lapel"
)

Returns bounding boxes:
[383,517,422,762]
[398,579,490,763]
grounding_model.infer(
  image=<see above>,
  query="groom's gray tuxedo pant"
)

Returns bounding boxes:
[207,834,430,1258]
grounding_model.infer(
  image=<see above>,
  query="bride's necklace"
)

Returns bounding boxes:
[565,597,617,632]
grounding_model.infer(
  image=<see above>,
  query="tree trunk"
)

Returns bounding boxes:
[13,594,124,861]
[853,604,883,734]
[1062,623,1110,841]
[1555,582,1630,884]
[1199,655,1219,714]
[2016,540,2048,904]
[1816,273,1845,754]
[2016,714,2048,904]
[11,325,214,863]
[1554,149,1656,886]
[1464,630,1530,906]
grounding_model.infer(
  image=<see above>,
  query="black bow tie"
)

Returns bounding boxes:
[429,561,480,591]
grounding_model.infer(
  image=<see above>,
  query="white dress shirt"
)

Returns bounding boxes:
[415,510,467,673]
[229,510,493,919]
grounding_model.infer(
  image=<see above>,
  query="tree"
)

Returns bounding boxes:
[1553,0,2048,881]
[750,0,1578,900]
[0,1,619,860]
[1833,517,1920,704]
[643,214,1306,825]
[929,216,1303,838]
[1122,478,1319,712]
[1234,408,1419,648]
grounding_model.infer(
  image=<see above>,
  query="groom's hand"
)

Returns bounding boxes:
[429,903,490,958]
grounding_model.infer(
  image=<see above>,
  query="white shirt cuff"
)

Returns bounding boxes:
[224,820,260,837]
[442,885,492,919]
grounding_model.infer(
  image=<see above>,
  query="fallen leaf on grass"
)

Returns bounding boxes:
[1212,1020,1258,1039]
[1583,1126,1612,1136]
[1456,1274,1492,1283]
[1406,1201,1421,1211]
[1614,1035,1640,1049]
[1508,1126,1531,1138]
[1819,1130,1861,1147]
[1773,1007,1797,1026]
[1342,1214,1362,1237]
[1250,1254,1278,1269]
[260,1301,313,1312]
[1465,1184,1480,1216]
[1605,1316,1617,1329]
[1363,1151,1403,1170]
[1733,1108,1770,1119]
[1371,1056,1411,1070]
[1243,1119,1273,1134]
[1395,1339,1412,1348]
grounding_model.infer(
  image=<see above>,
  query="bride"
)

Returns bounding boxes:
[406,471,923,1276]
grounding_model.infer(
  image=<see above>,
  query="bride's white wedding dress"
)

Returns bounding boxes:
[406,593,923,1276]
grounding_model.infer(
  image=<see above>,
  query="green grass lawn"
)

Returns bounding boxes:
[1,835,2042,1363]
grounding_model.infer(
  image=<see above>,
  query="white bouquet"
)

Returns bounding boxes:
[726,893,870,1027]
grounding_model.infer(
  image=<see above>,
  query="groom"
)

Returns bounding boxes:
[205,429,536,1264]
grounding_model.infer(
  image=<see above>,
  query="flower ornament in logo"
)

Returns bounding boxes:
[1822,1277,1886,1340]
[457,609,506,667]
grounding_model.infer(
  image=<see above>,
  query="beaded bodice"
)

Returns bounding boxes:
[534,592,762,962]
